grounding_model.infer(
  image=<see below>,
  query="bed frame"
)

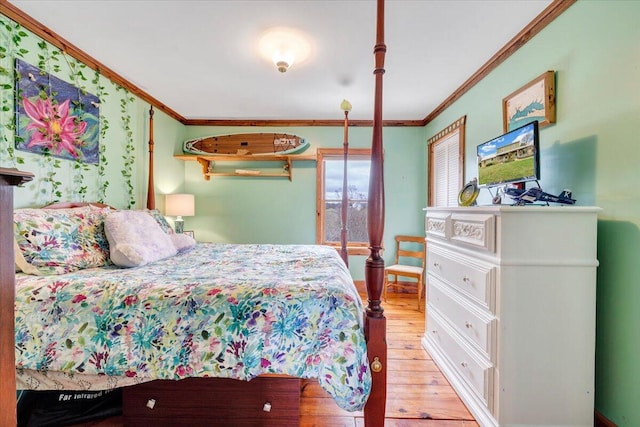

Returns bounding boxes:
[1,0,387,425]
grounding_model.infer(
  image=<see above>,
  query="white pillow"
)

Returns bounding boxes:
[170,232,196,252]
[105,210,177,268]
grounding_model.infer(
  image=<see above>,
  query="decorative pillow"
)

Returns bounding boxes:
[13,206,111,275]
[145,208,175,234]
[170,232,196,252]
[104,210,177,268]
[14,238,41,275]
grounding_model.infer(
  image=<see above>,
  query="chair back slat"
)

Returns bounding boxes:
[397,249,424,259]
[394,235,425,267]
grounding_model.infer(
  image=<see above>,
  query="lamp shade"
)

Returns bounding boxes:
[165,193,195,217]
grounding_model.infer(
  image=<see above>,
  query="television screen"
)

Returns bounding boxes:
[476,121,540,187]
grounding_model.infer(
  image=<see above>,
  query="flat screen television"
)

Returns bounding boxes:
[476,121,540,187]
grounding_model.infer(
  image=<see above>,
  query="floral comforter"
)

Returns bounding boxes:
[15,243,371,411]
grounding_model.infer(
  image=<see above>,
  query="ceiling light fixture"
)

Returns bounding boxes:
[258,27,312,73]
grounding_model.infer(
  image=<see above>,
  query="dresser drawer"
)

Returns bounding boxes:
[450,213,496,253]
[428,277,495,361]
[427,247,496,312]
[425,212,450,241]
[427,310,494,407]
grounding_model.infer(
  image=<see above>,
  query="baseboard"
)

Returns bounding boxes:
[595,410,617,427]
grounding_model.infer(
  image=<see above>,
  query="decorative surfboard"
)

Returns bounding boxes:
[183,133,309,156]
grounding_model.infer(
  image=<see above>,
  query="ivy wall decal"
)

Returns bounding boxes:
[0,17,25,168]
[118,85,136,209]
[93,68,110,204]
[0,13,142,209]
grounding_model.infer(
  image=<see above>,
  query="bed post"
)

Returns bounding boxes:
[340,101,351,266]
[0,168,33,427]
[364,0,387,426]
[146,105,155,210]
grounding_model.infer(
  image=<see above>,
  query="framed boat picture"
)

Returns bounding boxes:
[502,71,556,132]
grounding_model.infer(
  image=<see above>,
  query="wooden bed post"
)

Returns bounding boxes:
[340,102,351,266]
[146,105,155,210]
[364,0,387,426]
[0,168,33,427]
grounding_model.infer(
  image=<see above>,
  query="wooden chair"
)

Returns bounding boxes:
[383,235,426,311]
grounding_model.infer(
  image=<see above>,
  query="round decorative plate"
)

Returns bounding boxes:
[458,179,479,206]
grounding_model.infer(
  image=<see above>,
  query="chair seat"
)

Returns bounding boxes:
[385,264,423,276]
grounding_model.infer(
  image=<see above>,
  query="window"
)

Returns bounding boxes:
[428,116,466,207]
[316,148,371,255]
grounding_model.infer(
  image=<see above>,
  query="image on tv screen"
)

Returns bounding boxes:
[477,121,539,187]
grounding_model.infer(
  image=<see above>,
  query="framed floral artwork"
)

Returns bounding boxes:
[502,70,556,132]
[14,59,100,164]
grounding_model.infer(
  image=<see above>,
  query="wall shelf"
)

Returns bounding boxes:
[174,154,317,181]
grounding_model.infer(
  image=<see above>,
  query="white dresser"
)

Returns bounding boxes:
[421,206,599,427]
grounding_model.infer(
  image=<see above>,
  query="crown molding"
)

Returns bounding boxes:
[2,0,574,128]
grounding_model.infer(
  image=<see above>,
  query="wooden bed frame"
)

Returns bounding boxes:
[0,0,387,425]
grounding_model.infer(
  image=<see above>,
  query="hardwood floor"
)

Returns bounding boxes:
[73,293,478,427]
[299,293,478,427]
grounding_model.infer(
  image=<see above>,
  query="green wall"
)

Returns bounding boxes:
[180,125,426,280]
[423,2,640,425]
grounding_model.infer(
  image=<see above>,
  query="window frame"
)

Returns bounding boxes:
[316,148,372,256]
[428,116,466,207]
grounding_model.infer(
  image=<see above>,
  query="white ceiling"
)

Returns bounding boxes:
[7,0,553,122]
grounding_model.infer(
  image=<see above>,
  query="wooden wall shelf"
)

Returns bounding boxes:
[175,154,317,181]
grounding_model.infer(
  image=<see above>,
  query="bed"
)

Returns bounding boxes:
[12,205,370,424]
[2,0,388,425]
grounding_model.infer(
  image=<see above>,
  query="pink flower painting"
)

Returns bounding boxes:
[22,97,87,159]
[16,59,100,164]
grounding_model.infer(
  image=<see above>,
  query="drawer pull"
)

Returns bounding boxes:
[433,262,440,267]
[460,361,468,368]
[146,399,156,409]
[465,321,473,329]
[431,329,438,334]
[462,276,470,282]
[263,402,272,412]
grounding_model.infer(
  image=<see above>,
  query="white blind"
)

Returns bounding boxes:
[433,142,448,207]
[432,130,460,207]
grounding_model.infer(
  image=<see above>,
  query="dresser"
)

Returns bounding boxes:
[0,168,33,427]
[422,206,599,427]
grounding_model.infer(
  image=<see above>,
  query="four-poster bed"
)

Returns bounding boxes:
[5,0,388,425]
[138,0,388,423]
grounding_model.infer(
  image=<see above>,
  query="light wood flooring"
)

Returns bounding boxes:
[75,293,478,426]
[299,293,478,427]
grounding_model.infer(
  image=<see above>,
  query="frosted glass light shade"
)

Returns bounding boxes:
[258,27,312,73]
[165,194,195,217]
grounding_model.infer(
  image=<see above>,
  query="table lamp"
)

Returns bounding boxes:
[165,193,195,233]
